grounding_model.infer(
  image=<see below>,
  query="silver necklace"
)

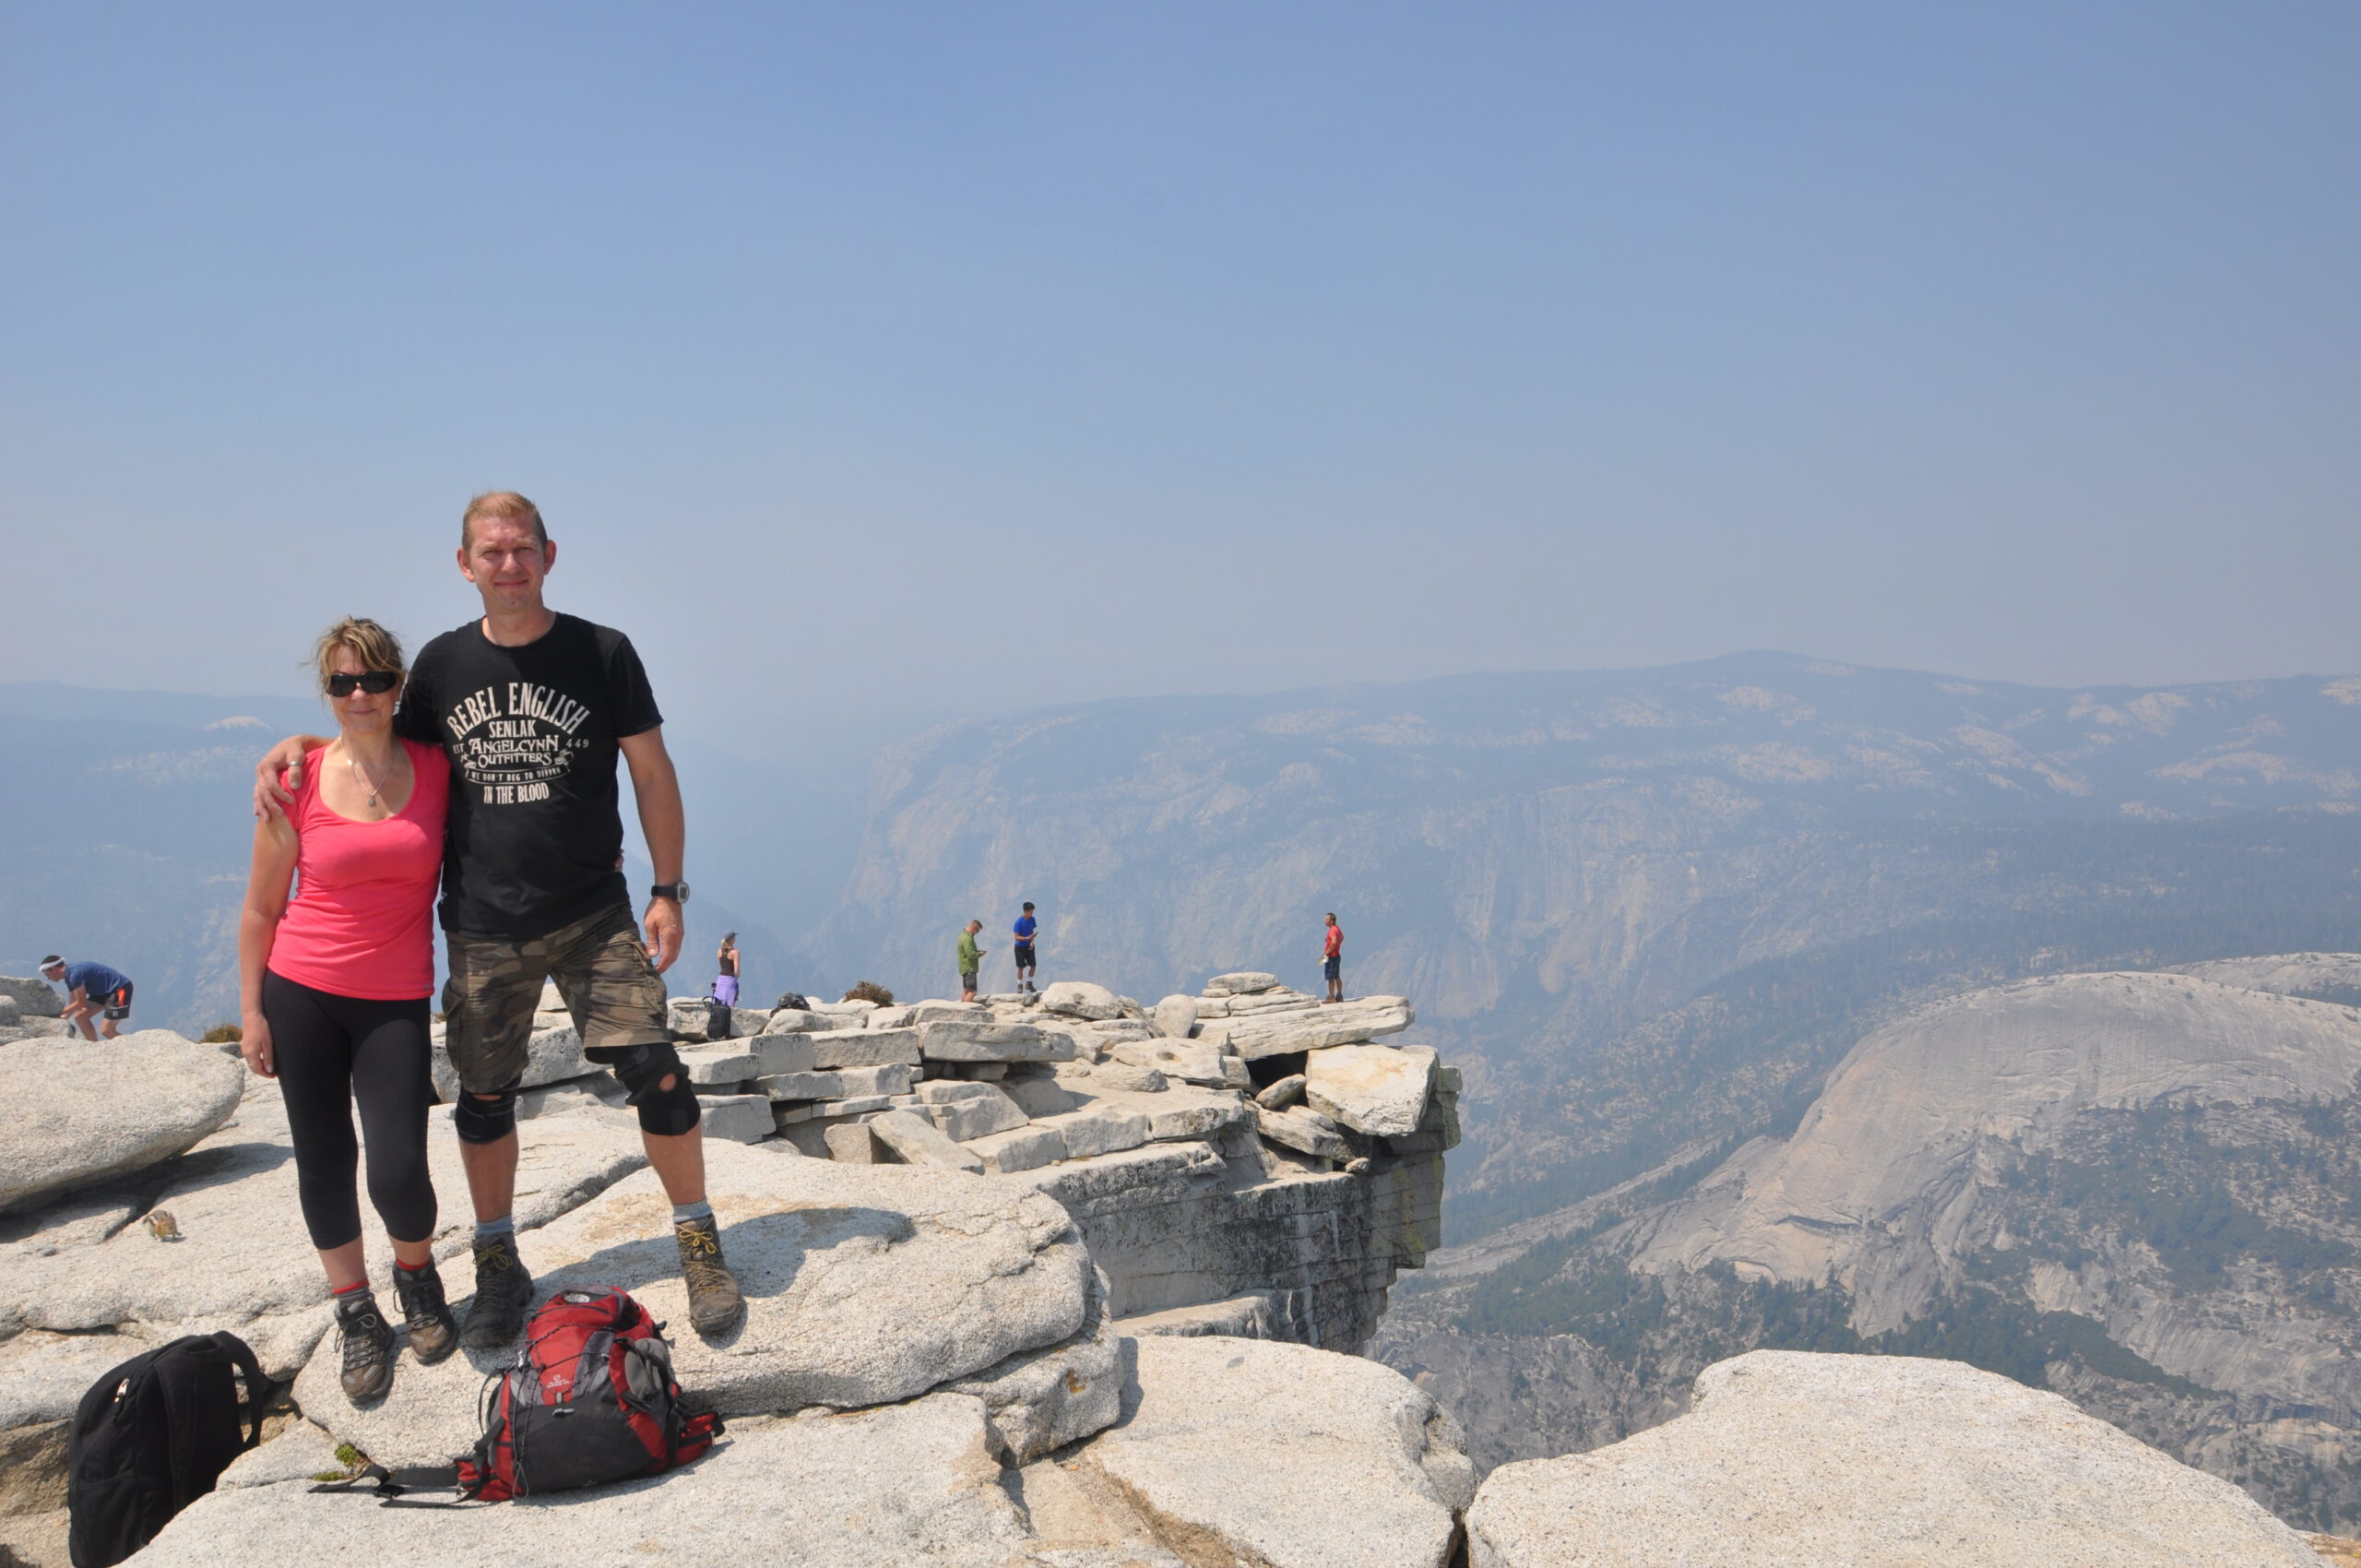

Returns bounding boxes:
[346,748,392,810]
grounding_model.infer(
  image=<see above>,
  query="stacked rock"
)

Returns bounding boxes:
[0,974,74,1043]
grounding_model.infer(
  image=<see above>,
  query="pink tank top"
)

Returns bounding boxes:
[267,740,450,1000]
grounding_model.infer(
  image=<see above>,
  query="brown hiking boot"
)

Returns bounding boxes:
[394,1260,458,1364]
[335,1289,397,1401]
[675,1215,744,1335]
[459,1232,535,1350]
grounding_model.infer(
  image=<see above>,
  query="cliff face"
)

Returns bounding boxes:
[1376,956,2361,1535]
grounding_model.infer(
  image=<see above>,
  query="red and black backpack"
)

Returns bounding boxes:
[316,1285,720,1505]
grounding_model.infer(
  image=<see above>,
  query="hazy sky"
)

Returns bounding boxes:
[4,3,2355,754]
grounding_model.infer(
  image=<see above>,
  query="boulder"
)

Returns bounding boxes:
[919,1021,1074,1063]
[870,1109,987,1172]
[430,1017,587,1100]
[762,1008,858,1034]
[825,1121,891,1162]
[919,1085,1030,1142]
[0,1032,244,1215]
[143,1393,1038,1568]
[698,1094,777,1143]
[1203,973,1280,996]
[0,976,64,1016]
[1254,1074,1307,1111]
[907,1000,990,1025]
[292,1141,1094,1464]
[833,1063,915,1098]
[1038,1106,1153,1159]
[1253,1105,1348,1161]
[1038,981,1121,1021]
[810,999,880,1017]
[1078,1335,1471,1568]
[965,1124,1068,1174]
[0,995,18,1026]
[811,1028,923,1069]
[1303,1043,1437,1136]
[1211,997,1414,1061]
[1464,1350,2320,1568]
[945,1268,1123,1463]
[677,1045,760,1085]
[1145,1097,1250,1144]
[1149,994,1197,1039]
[1090,1063,1168,1094]
[1108,1038,1230,1087]
[1221,990,1321,1016]
[755,1070,845,1101]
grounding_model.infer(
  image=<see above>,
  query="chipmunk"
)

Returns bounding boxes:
[144,1210,183,1241]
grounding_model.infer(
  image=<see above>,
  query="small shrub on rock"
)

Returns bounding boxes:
[844,980,896,1006]
[199,1023,243,1044]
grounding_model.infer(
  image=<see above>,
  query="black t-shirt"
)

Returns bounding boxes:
[395,612,663,938]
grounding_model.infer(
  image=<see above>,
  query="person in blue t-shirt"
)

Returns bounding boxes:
[42,955,135,1039]
[1012,902,1039,995]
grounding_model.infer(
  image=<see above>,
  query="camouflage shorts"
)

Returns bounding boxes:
[442,902,669,1096]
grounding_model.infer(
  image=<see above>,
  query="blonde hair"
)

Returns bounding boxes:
[312,616,407,694]
[461,491,548,551]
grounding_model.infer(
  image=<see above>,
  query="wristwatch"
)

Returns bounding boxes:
[649,882,691,904]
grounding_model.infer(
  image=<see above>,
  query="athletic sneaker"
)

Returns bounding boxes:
[675,1215,745,1335]
[394,1260,459,1364]
[336,1289,397,1401]
[459,1232,536,1349]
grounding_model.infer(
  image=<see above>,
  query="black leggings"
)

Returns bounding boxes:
[261,970,438,1251]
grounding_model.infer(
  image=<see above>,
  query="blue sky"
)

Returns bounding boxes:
[3,3,2355,753]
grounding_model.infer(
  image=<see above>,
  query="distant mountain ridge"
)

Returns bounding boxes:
[804,652,2361,1235]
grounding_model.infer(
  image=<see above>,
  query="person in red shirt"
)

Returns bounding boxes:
[238,617,455,1401]
[1322,912,1345,1004]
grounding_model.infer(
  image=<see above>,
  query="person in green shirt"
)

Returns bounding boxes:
[957,920,986,1002]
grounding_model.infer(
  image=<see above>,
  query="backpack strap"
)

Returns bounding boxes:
[207,1332,279,1451]
[309,1462,470,1506]
[150,1338,209,1506]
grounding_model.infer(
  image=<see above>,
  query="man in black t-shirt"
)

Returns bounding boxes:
[256,492,743,1346]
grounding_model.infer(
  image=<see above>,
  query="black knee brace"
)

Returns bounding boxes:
[452,1085,520,1145]
[610,1040,702,1137]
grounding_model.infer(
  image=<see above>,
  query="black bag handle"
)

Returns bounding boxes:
[207,1332,278,1452]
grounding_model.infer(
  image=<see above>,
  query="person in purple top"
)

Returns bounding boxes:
[42,956,135,1039]
[1012,902,1039,995]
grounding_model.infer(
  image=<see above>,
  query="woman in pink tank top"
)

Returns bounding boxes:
[236,617,455,1401]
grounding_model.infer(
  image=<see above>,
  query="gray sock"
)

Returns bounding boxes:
[671,1200,713,1226]
[473,1216,515,1243]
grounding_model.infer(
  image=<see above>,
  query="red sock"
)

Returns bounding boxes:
[331,1280,370,1298]
[395,1258,431,1276]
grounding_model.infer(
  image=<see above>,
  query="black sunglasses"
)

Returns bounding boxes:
[326,671,401,697]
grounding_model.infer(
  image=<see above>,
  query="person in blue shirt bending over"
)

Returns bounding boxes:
[1013,902,1040,995]
[42,955,135,1039]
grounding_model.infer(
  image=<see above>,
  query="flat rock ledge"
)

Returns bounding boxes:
[0,1031,243,1214]
[1465,1349,2323,1568]
[295,1138,1098,1467]
[150,1333,1475,1568]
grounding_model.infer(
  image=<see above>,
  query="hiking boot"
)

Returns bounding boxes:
[336,1289,397,1402]
[393,1260,459,1364]
[675,1215,744,1336]
[459,1232,535,1350]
